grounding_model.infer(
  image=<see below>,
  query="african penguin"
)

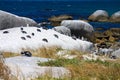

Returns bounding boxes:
[21,51,32,57]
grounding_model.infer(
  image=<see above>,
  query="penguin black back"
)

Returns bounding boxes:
[21,51,32,57]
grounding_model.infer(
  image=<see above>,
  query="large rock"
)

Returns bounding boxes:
[111,49,120,58]
[5,56,70,80]
[61,20,94,40]
[110,11,120,23]
[0,27,93,53]
[52,26,71,36]
[88,10,109,22]
[48,15,73,26]
[0,10,37,30]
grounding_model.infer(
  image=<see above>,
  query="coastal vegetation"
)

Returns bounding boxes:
[0,46,120,80]
[35,47,120,80]
[36,60,120,80]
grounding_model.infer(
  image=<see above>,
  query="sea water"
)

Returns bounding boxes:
[0,0,120,29]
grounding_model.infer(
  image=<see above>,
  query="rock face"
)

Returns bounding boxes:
[0,10,37,30]
[88,10,109,22]
[111,49,120,58]
[110,11,120,23]
[48,15,73,26]
[52,26,71,36]
[61,20,94,40]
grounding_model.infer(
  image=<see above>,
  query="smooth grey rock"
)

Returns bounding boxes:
[110,11,120,23]
[52,26,71,36]
[88,10,109,22]
[61,20,94,40]
[0,10,37,30]
[111,49,120,58]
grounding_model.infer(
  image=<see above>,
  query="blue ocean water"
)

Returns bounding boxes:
[0,1,120,29]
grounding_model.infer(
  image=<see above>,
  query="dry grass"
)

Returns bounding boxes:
[37,61,120,80]
[0,54,14,80]
[2,46,62,58]
[2,52,19,58]
[2,46,84,59]
[69,59,120,79]
[38,57,120,80]
[67,61,106,79]
[30,46,84,59]
[29,46,63,59]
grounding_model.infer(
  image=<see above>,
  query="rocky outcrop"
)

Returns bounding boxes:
[111,49,120,58]
[110,28,120,34]
[52,26,71,36]
[88,10,109,22]
[111,42,120,50]
[0,10,37,30]
[61,20,94,40]
[48,15,73,26]
[110,11,120,23]
[93,28,120,47]
[0,27,93,53]
[5,56,70,80]
[105,28,120,42]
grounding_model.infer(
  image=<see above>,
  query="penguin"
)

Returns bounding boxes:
[20,27,24,31]
[21,37,26,40]
[26,35,31,39]
[37,29,41,32]
[31,33,35,36]
[54,34,59,38]
[72,37,76,40]
[42,38,48,43]
[21,51,32,57]
[42,26,48,30]
[21,31,27,34]
[3,31,9,34]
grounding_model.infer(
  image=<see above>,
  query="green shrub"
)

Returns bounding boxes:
[38,58,80,67]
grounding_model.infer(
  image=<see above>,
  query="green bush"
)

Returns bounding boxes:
[38,58,80,67]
